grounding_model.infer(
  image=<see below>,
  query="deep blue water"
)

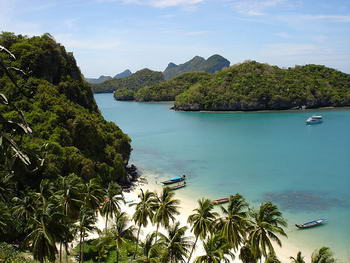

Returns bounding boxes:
[95,94,350,260]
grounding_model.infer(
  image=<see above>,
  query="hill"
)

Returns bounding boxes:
[110,69,164,100]
[114,69,132,79]
[174,61,350,111]
[0,32,132,188]
[163,54,230,80]
[135,72,211,101]
[85,75,112,84]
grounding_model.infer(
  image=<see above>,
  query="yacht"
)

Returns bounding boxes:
[306,115,323,124]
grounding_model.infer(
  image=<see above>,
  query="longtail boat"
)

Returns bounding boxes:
[162,175,186,185]
[169,182,186,190]
[212,197,230,205]
[295,219,326,229]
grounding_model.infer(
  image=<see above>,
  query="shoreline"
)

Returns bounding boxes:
[92,171,313,263]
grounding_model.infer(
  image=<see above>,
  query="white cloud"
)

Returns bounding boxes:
[298,14,350,23]
[229,0,285,16]
[262,43,330,57]
[55,34,121,50]
[120,0,204,8]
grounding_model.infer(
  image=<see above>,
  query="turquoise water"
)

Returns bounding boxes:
[95,94,350,261]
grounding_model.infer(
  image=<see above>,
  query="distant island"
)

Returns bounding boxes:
[163,54,230,80]
[90,54,230,94]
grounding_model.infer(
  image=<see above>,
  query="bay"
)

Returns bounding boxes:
[95,93,350,261]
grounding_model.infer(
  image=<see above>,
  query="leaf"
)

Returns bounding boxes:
[0,93,8,105]
[0,45,16,60]
[3,135,31,165]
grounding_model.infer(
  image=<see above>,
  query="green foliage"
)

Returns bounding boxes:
[163,54,230,80]
[115,88,135,101]
[92,68,163,94]
[0,242,37,263]
[174,61,350,111]
[135,72,211,102]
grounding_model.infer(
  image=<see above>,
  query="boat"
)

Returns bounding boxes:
[169,182,186,190]
[306,115,323,124]
[162,175,186,185]
[295,219,326,229]
[212,197,230,205]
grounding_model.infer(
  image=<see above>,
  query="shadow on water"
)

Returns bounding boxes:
[262,190,350,212]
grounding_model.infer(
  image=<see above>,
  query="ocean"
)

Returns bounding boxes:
[95,93,350,261]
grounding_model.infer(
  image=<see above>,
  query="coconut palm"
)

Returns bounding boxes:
[78,207,97,263]
[12,191,36,220]
[239,241,257,263]
[0,202,10,235]
[311,247,336,263]
[194,234,235,263]
[137,232,164,263]
[0,173,13,203]
[290,251,305,263]
[215,193,250,251]
[100,182,123,232]
[110,211,136,262]
[187,198,218,263]
[83,177,104,212]
[158,221,193,263]
[153,187,180,239]
[248,202,287,261]
[132,189,156,258]
[265,253,281,263]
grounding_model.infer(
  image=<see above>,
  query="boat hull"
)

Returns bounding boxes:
[296,219,326,229]
[162,178,185,185]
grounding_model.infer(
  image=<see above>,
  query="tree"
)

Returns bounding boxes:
[100,182,123,232]
[248,202,287,261]
[158,221,193,263]
[83,177,104,212]
[132,189,156,258]
[239,240,256,263]
[290,251,305,263]
[214,194,250,251]
[137,232,164,263]
[265,253,281,263]
[311,247,336,263]
[78,207,97,263]
[187,198,218,263]
[12,192,36,220]
[110,211,136,262]
[194,234,235,263]
[153,187,180,240]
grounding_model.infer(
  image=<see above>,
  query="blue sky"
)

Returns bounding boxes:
[1,0,350,77]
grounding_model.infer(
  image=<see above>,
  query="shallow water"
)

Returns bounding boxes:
[95,94,350,261]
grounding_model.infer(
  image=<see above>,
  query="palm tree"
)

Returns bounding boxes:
[311,247,336,263]
[153,187,180,239]
[110,211,136,262]
[83,177,104,212]
[0,201,10,235]
[78,207,97,263]
[132,189,156,258]
[247,202,287,261]
[137,232,164,263]
[194,234,235,263]
[215,193,250,251]
[100,182,123,232]
[290,251,305,263]
[239,240,256,263]
[265,253,281,263]
[158,221,193,263]
[187,198,218,263]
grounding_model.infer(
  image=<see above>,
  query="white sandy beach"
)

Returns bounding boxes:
[88,170,314,263]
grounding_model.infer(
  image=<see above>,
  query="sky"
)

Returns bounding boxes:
[1,0,350,77]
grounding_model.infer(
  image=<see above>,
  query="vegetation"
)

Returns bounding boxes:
[135,72,211,102]
[91,68,163,94]
[163,55,230,80]
[174,60,350,111]
[85,75,112,85]
[115,88,135,101]
[0,33,339,263]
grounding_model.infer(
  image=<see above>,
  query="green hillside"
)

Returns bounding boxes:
[163,54,230,80]
[135,72,211,101]
[174,61,350,111]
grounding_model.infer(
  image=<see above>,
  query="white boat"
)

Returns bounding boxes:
[306,115,323,124]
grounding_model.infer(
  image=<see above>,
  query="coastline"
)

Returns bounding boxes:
[92,171,313,263]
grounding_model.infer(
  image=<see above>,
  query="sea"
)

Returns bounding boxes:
[95,93,350,262]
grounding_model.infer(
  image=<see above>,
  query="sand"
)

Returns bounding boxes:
[90,172,313,263]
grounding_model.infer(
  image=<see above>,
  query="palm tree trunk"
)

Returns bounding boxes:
[82,230,85,263]
[105,213,108,233]
[116,248,119,263]
[155,223,160,242]
[79,228,83,263]
[65,243,68,263]
[133,224,141,259]
[187,235,198,263]
[59,242,62,263]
